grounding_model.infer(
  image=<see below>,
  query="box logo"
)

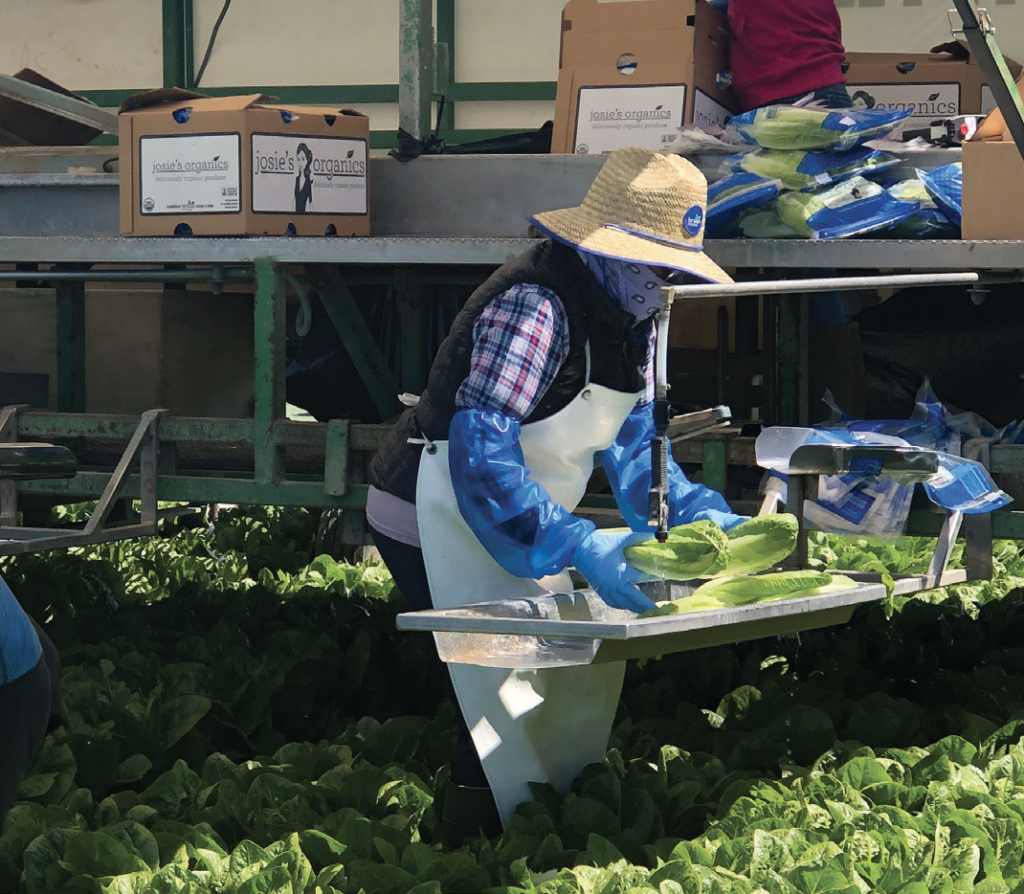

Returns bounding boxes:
[693,90,732,131]
[251,133,367,215]
[139,133,241,215]
[574,84,686,155]
[846,83,960,124]
[682,206,704,236]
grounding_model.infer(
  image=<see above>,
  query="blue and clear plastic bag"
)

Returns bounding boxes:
[725,146,900,192]
[726,105,913,152]
[882,179,959,238]
[733,208,801,239]
[756,383,1011,538]
[776,175,920,239]
[706,171,781,237]
[917,162,963,228]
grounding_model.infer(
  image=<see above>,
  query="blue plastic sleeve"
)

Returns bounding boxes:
[0,575,42,685]
[448,408,596,579]
[596,403,744,532]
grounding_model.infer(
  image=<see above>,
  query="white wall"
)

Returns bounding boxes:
[3,0,1022,130]
[192,0,400,87]
[0,0,161,90]
[838,0,1022,58]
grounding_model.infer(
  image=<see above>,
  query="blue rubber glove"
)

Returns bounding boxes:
[449,408,596,579]
[573,530,658,613]
[596,403,747,532]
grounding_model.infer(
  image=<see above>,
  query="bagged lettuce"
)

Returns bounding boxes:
[724,146,900,191]
[734,208,801,239]
[883,179,959,238]
[726,105,912,151]
[706,171,781,237]
[776,175,920,239]
[917,162,963,227]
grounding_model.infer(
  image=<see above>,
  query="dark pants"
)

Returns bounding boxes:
[0,621,61,830]
[771,82,852,110]
[369,528,489,788]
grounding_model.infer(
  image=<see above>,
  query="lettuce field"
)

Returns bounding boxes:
[6,505,1024,893]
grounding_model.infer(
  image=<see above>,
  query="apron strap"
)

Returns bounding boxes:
[407,434,437,454]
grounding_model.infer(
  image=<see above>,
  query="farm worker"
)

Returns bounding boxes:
[0,574,62,829]
[727,0,851,112]
[366,147,744,842]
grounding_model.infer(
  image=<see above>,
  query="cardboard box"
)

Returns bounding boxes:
[961,72,1024,240]
[551,0,736,155]
[119,89,369,236]
[0,69,103,147]
[961,141,1024,240]
[843,43,1022,127]
[0,285,255,417]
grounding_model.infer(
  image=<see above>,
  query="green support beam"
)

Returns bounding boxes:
[436,0,456,133]
[162,0,191,88]
[252,258,286,487]
[54,281,86,413]
[311,268,403,422]
[22,473,369,509]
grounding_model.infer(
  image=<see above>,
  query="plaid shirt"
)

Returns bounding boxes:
[455,279,656,418]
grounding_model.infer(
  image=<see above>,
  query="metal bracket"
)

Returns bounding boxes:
[948,1,1024,160]
[780,443,971,590]
[0,408,168,556]
[0,404,30,527]
[948,3,994,38]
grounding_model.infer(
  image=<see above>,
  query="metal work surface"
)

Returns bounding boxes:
[0,235,1023,271]
[396,582,888,668]
[0,234,536,266]
[0,150,978,242]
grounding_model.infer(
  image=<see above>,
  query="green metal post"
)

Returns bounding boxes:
[183,0,195,88]
[311,268,403,421]
[162,0,188,88]
[436,0,455,133]
[399,0,434,139]
[253,258,286,487]
[396,269,427,396]
[702,438,728,495]
[54,281,86,413]
[799,295,809,425]
[776,293,806,426]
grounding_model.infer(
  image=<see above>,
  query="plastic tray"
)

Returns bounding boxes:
[396,578,896,668]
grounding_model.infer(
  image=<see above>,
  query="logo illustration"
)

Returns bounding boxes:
[294,142,313,214]
[850,89,876,110]
[682,206,704,237]
[143,197,155,212]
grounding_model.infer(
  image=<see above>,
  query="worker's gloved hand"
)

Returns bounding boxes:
[691,508,749,531]
[597,404,747,534]
[573,530,658,613]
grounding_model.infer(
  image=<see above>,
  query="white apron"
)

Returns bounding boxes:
[416,359,642,825]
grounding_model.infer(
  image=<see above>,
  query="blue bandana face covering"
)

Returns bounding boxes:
[577,251,668,324]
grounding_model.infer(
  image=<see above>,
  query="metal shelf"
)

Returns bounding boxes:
[0,235,537,266]
[0,235,1023,271]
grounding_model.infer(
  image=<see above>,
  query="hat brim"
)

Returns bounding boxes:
[530,206,733,285]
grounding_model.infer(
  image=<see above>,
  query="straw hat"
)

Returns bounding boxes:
[530,147,732,284]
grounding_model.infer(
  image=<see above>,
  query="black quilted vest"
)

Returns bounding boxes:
[369,240,650,503]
